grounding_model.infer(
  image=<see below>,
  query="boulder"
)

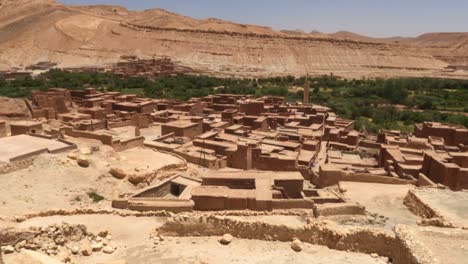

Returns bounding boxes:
[79,147,92,155]
[291,239,303,252]
[77,156,90,168]
[80,244,92,256]
[103,246,115,254]
[128,174,146,185]
[219,234,233,245]
[98,230,109,238]
[56,251,71,263]
[1,245,15,254]
[110,167,126,179]
[91,242,103,252]
[67,152,78,160]
[70,246,79,255]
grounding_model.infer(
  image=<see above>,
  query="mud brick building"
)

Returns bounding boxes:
[415,122,468,146]
[10,121,43,136]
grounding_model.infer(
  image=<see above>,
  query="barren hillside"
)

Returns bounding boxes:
[403,33,468,70]
[0,0,466,78]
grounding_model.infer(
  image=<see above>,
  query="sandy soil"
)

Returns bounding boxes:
[396,225,468,264]
[0,139,186,217]
[411,188,468,227]
[222,215,308,228]
[3,215,389,264]
[340,182,419,229]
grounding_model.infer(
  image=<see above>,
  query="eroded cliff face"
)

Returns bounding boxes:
[0,0,465,79]
[405,33,468,70]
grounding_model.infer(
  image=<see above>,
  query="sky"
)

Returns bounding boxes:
[58,0,468,37]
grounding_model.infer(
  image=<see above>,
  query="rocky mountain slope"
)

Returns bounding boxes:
[0,0,466,78]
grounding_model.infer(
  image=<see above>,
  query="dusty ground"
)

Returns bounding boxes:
[2,215,389,264]
[0,137,465,264]
[0,138,186,218]
[410,188,468,227]
[339,182,419,229]
[395,225,468,264]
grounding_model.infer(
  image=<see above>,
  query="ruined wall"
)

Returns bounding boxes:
[0,121,6,138]
[271,199,314,209]
[65,129,114,145]
[158,215,417,264]
[403,189,440,219]
[317,165,415,188]
[113,136,145,152]
[253,154,298,171]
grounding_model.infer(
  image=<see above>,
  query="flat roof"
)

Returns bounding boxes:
[203,171,303,181]
[0,135,71,163]
[164,120,198,129]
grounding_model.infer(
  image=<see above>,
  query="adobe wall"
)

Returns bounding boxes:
[273,179,303,198]
[162,122,203,139]
[417,173,437,187]
[174,149,223,169]
[225,144,252,170]
[108,119,134,129]
[403,189,441,219]
[113,136,145,152]
[9,148,48,163]
[271,199,315,209]
[0,121,7,137]
[10,124,43,136]
[317,165,415,188]
[65,129,114,145]
[253,155,297,171]
[313,203,366,217]
[421,153,462,190]
[127,199,194,213]
[158,215,416,264]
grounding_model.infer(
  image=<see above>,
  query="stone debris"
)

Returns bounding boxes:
[1,245,15,254]
[91,241,104,251]
[12,249,66,264]
[67,152,77,160]
[80,244,92,256]
[79,147,92,155]
[4,223,114,261]
[103,245,115,254]
[219,234,233,245]
[70,245,79,255]
[290,238,303,252]
[110,167,127,179]
[77,155,90,167]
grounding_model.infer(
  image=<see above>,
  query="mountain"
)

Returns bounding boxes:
[0,0,466,79]
[403,33,468,70]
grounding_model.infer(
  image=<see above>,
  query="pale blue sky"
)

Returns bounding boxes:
[59,0,468,37]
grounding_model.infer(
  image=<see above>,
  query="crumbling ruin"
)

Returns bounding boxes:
[1,87,467,263]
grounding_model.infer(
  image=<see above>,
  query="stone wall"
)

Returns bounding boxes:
[65,129,114,146]
[158,215,418,264]
[317,164,416,188]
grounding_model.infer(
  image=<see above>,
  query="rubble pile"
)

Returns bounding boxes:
[1,223,116,263]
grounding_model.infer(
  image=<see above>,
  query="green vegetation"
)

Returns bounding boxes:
[87,192,104,203]
[1,70,467,133]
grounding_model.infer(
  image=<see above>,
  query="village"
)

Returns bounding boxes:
[0,84,467,263]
